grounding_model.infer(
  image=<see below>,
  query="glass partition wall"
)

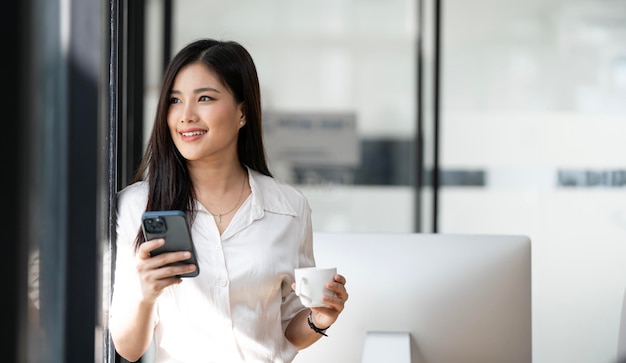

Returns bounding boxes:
[439,1,626,363]
[145,0,423,233]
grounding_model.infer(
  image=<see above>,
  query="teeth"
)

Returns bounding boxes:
[181,131,206,137]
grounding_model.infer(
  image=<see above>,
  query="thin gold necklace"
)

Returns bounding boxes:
[210,174,247,224]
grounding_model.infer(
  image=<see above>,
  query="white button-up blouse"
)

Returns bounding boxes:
[109,168,315,362]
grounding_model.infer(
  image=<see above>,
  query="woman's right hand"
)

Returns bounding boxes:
[134,238,197,303]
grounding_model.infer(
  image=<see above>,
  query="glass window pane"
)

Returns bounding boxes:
[155,0,419,233]
[440,1,626,362]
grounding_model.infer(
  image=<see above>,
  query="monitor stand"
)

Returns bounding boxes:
[361,331,411,363]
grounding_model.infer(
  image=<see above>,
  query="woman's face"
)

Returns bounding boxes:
[167,62,245,164]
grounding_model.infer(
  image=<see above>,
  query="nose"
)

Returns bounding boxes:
[180,102,197,123]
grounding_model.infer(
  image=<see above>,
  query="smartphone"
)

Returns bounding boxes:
[141,210,200,278]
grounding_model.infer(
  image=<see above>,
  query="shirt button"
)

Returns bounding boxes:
[219,279,228,287]
[216,244,222,250]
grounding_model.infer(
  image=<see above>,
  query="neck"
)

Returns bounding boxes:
[188,162,247,193]
[191,165,249,218]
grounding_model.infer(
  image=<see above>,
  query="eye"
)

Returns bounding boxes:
[199,95,213,102]
[169,97,181,104]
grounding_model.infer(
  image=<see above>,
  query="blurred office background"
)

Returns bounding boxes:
[6,0,626,362]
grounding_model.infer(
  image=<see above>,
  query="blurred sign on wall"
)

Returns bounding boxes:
[263,112,359,167]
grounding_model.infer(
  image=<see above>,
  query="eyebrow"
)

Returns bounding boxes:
[170,87,221,95]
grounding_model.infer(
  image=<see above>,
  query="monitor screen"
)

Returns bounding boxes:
[293,232,532,363]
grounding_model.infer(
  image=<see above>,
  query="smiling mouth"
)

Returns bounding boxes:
[181,130,207,137]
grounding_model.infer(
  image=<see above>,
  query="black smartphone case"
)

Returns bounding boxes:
[141,210,200,278]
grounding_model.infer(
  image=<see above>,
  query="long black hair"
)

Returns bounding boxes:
[131,38,272,249]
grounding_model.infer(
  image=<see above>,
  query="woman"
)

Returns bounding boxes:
[109,38,348,362]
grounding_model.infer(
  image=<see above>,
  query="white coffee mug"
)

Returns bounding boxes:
[294,267,337,307]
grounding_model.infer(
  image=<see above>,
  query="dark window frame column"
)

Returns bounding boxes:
[416,0,442,233]
[8,0,110,362]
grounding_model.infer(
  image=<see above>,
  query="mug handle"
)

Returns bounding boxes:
[296,277,307,297]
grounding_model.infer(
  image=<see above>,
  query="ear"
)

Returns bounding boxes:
[238,103,246,126]
[238,102,246,119]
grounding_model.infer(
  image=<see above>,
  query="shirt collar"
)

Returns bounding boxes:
[247,167,298,219]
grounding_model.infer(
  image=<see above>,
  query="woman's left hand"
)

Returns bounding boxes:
[293,274,349,329]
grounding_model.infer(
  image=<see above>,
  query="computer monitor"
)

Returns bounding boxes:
[293,232,532,363]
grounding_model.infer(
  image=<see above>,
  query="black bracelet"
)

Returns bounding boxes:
[307,311,330,337]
